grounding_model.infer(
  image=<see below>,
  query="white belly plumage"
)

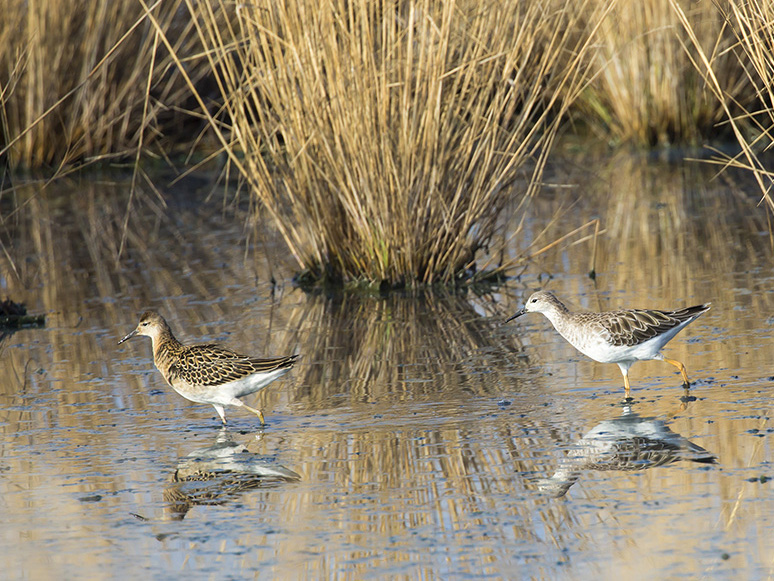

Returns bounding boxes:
[171,367,291,405]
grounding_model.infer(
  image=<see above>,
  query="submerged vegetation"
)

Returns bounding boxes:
[1,0,774,286]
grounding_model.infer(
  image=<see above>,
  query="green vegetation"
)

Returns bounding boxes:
[2,0,773,286]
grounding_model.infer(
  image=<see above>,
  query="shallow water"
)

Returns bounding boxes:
[1,155,773,579]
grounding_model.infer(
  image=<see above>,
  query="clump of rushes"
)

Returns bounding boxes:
[0,0,205,169]
[707,0,774,211]
[668,0,774,212]
[578,0,753,147]
[183,0,611,288]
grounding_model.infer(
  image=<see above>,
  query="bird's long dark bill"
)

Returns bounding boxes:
[118,329,137,345]
[505,308,527,323]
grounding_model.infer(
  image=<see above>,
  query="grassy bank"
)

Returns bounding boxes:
[2,0,774,286]
[680,0,774,210]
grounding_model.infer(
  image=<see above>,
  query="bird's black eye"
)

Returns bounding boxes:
[530,297,537,303]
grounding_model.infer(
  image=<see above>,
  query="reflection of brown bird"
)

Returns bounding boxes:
[539,405,716,498]
[119,311,298,424]
[507,291,710,398]
[164,429,301,520]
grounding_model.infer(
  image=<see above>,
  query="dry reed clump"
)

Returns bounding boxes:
[179,0,610,288]
[668,0,774,212]
[0,0,207,169]
[578,0,753,147]
[711,0,774,210]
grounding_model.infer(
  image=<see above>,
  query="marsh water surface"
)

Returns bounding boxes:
[2,153,773,579]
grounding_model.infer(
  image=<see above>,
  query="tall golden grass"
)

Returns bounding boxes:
[0,0,205,169]
[175,0,611,287]
[2,1,772,165]
[4,0,774,285]
[1,0,766,167]
[670,0,774,211]
[578,0,753,146]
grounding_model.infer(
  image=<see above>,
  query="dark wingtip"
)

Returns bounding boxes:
[678,303,711,320]
[284,354,301,367]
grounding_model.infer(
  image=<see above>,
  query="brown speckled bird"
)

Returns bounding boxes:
[119,311,298,424]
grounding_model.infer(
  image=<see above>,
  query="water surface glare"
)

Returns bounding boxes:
[1,156,773,579]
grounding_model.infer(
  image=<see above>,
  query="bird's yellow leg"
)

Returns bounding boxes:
[624,373,631,400]
[242,403,266,426]
[663,357,690,385]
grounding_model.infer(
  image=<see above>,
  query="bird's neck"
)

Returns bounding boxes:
[542,304,570,326]
[151,328,182,357]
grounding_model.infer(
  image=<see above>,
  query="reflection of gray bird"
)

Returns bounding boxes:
[164,429,301,520]
[540,405,716,498]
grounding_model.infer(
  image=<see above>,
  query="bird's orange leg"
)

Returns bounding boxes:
[623,373,631,400]
[242,403,266,425]
[663,357,690,386]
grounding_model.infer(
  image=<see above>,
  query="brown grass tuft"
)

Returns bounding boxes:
[0,0,207,169]
[670,0,774,211]
[178,0,611,287]
[577,0,753,147]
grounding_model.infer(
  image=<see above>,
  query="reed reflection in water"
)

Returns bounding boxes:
[283,289,529,413]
